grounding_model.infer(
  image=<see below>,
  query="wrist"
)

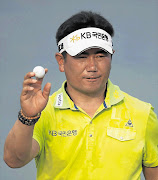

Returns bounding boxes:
[18,109,41,126]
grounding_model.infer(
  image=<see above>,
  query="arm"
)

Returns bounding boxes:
[143,107,158,179]
[3,70,51,168]
[143,166,158,180]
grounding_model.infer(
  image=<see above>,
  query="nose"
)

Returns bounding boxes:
[86,55,97,72]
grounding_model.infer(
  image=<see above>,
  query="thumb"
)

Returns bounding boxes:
[43,83,51,100]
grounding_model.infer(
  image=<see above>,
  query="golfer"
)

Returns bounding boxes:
[4,11,158,180]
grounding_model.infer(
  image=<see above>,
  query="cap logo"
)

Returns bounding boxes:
[70,31,108,43]
[58,43,64,52]
[81,31,108,41]
[70,35,80,43]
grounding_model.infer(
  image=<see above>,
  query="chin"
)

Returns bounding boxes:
[81,86,104,95]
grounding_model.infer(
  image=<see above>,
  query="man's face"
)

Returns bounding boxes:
[56,48,112,96]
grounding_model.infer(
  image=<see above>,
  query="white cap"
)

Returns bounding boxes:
[58,27,113,56]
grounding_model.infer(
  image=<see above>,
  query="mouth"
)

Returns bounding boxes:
[84,75,101,81]
[87,77,98,79]
[86,75,101,79]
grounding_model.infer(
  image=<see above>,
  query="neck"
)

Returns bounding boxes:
[65,83,107,118]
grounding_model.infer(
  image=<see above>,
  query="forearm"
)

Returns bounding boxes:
[4,119,35,168]
[143,166,158,180]
[4,70,50,168]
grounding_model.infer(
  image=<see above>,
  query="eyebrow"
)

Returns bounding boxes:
[95,50,108,54]
[80,50,108,55]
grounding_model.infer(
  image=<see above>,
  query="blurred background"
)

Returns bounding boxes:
[0,0,158,179]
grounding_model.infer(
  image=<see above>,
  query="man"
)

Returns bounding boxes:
[4,11,158,180]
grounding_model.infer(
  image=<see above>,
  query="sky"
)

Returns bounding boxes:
[0,0,158,179]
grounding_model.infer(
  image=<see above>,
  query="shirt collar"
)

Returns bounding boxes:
[53,81,77,110]
[53,80,124,109]
[105,79,124,108]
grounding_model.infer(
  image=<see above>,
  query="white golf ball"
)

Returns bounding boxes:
[33,66,45,79]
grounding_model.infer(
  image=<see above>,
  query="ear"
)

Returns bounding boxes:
[55,53,65,72]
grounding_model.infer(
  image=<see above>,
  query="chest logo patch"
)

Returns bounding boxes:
[125,119,133,127]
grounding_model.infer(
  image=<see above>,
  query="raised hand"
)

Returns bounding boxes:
[20,68,51,117]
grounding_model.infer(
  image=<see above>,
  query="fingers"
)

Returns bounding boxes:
[42,83,51,100]
[21,73,38,97]
[21,86,34,96]
[45,68,48,74]
[23,78,37,86]
[24,72,35,80]
[22,68,49,96]
[21,78,37,96]
[22,72,37,92]
[23,68,48,86]
[24,68,47,80]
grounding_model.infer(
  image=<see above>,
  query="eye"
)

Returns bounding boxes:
[95,54,106,59]
[75,55,88,59]
[97,55,106,58]
[79,56,87,58]
[96,52,109,58]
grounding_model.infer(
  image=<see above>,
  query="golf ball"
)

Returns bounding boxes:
[33,66,45,78]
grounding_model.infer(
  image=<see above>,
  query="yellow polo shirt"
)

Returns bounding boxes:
[33,80,158,180]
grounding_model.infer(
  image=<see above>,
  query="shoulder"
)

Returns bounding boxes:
[120,91,156,135]
[122,91,152,116]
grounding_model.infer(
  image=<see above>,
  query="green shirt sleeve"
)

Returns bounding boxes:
[143,106,158,167]
[33,112,45,157]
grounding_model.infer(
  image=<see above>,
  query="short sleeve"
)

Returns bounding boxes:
[143,106,158,167]
[33,112,45,157]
